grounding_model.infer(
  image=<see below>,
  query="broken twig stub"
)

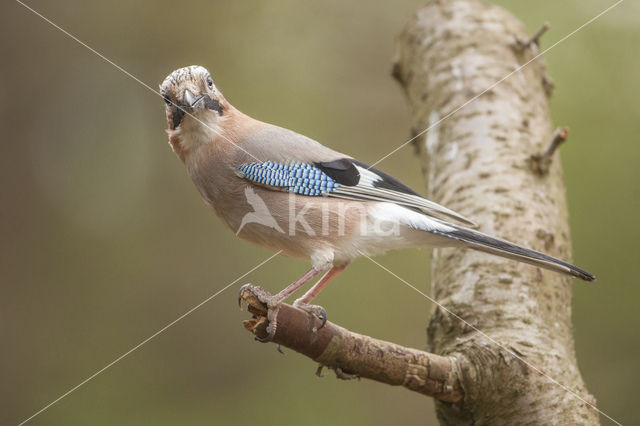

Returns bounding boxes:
[529,126,570,175]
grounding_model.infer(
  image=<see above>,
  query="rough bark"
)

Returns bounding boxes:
[392,0,598,424]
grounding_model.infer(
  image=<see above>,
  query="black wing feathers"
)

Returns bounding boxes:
[312,158,476,226]
[352,160,422,196]
[446,226,596,281]
[313,159,360,186]
[314,158,422,195]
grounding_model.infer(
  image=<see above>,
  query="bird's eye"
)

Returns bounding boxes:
[163,95,172,106]
[206,75,214,89]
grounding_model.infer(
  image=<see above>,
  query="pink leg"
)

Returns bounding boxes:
[247,262,332,342]
[292,263,349,331]
[294,263,348,305]
[271,262,332,305]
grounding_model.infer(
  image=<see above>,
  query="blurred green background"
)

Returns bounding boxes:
[1,0,637,424]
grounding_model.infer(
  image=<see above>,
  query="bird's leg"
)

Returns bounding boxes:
[293,263,348,331]
[241,262,332,342]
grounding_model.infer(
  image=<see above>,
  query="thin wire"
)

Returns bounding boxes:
[360,252,622,426]
[368,0,624,169]
[14,0,262,164]
[17,250,282,426]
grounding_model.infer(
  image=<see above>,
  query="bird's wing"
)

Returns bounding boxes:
[233,124,475,225]
[322,159,476,226]
[235,158,476,226]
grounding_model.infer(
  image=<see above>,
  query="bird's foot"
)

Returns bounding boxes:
[238,284,284,342]
[293,300,328,332]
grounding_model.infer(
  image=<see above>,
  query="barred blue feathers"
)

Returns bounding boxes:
[236,161,339,196]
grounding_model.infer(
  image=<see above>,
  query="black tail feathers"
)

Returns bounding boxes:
[441,225,595,282]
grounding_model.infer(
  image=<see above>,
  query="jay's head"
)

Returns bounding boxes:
[160,65,225,131]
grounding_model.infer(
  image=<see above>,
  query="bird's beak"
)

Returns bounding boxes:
[183,89,205,108]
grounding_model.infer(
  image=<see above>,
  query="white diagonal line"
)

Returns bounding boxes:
[17,250,282,426]
[360,252,622,426]
[14,0,262,164]
[368,0,623,169]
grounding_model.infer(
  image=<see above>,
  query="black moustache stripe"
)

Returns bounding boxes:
[172,108,185,128]
[171,95,223,129]
[204,96,223,115]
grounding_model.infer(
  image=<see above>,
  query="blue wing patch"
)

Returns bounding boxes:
[236,161,340,196]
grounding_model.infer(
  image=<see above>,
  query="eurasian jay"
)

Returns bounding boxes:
[160,65,594,339]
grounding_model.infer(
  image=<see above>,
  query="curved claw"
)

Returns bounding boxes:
[255,318,276,342]
[254,316,282,342]
[238,283,252,309]
[254,335,271,343]
[240,284,282,342]
[294,302,328,333]
[316,308,328,331]
[255,320,277,342]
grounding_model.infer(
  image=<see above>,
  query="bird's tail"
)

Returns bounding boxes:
[435,224,595,282]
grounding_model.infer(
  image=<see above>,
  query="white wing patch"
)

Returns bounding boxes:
[353,165,382,187]
[367,203,455,233]
[330,164,476,227]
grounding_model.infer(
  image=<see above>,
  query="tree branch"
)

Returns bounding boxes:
[240,285,464,403]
